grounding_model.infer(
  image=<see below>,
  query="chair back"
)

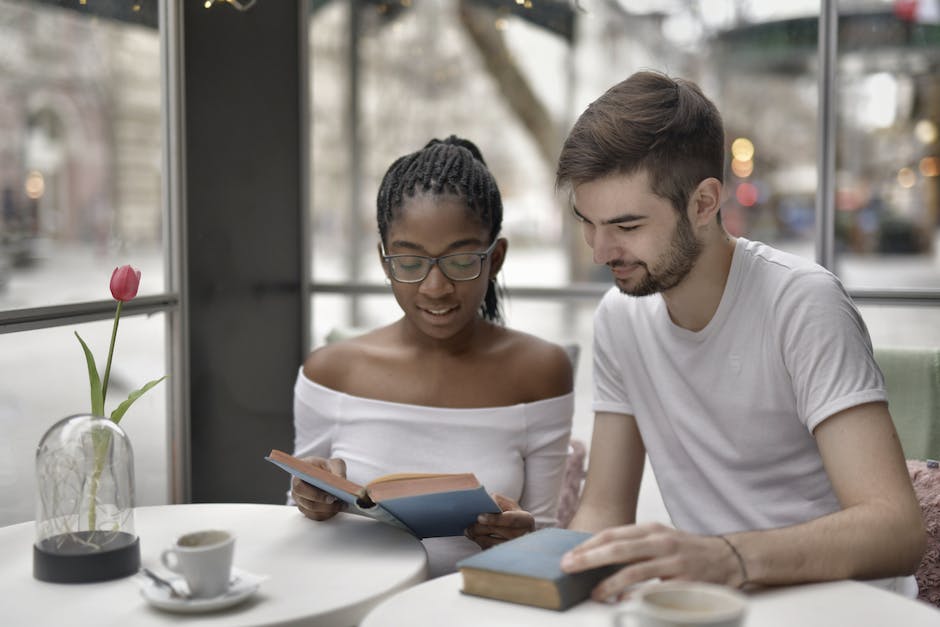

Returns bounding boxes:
[874,347,940,461]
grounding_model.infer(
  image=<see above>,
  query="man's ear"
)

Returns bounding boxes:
[689,178,722,226]
[488,238,508,279]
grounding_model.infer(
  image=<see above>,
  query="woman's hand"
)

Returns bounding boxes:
[465,493,535,549]
[290,456,348,521]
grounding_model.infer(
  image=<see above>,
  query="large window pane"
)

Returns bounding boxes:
[833,1,940,290]
[0,0,164,310]
[0,0,168,526]
[0,314,168,526]
[307,1,827,338]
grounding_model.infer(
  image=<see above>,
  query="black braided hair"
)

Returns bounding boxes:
[377,135,504,323]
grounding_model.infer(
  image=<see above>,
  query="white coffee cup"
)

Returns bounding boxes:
[615,581,748,627]
[160,529,235,598]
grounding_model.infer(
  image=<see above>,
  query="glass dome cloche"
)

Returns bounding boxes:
[33,413,140,582]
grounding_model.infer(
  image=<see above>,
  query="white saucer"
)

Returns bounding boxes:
[138,567,267,614]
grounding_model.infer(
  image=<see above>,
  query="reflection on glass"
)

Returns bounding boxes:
[308,0,825,330]
[0,314,168,526]
[0,0,164,309]
[834,1,940,289]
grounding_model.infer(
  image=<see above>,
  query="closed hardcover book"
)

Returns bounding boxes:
[457,527,619,611]
[265,449,499,538]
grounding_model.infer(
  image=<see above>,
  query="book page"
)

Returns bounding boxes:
[367,471,460,485]
[367,472,481,502]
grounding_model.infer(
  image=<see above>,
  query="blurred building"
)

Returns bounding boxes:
[0,1,161,260]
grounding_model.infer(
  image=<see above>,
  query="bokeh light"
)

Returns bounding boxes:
[897,167,916,188]
[735,182,758,206]
[914,120,938,145]
[731,158,754,178]
[24,170,44,200]
[731,137,755,162]
[919,156,939,177]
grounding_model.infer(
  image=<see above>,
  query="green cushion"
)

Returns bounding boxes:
[874,347,940,461]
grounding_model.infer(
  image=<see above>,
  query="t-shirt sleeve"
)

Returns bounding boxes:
[592,294,635,416]
[776,270,887,432]
[520,393,574,529]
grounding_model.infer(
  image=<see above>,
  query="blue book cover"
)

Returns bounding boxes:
[265,449,500,538]
[457,527,619,610]
[377,485,500,538]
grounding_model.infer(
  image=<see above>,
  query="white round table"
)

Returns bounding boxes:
[0,503,427,626]
[360,572,940,627]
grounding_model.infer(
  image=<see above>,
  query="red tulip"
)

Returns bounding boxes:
[109,265,141,302]
[75,262,166,531]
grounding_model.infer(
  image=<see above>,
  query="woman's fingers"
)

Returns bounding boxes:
[290,457,348,521]
[465,505,536,548]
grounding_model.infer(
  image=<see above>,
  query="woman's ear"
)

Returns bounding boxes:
[377,241,391,280]
[488,237,508,279]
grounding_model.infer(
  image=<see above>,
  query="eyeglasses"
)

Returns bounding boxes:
[381,239,498,283]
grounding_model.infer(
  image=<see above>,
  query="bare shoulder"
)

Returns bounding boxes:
[301,327,395,392]
[492,328,575,400]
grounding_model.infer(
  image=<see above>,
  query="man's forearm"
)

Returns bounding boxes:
[729,498,925,586]
[567,501,636,534]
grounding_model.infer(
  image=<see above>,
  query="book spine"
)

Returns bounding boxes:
[358,503,415,535]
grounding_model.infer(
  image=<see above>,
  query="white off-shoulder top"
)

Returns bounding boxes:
[292,368,574,577]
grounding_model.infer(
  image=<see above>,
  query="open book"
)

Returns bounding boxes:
[265,449,500,539]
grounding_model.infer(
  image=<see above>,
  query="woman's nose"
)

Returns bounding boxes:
[418,263,455,295]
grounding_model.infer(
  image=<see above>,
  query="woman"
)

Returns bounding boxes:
[291,136,574,576]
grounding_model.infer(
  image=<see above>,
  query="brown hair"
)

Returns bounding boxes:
[556,70,725,215]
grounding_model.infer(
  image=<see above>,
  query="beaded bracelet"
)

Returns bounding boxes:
[717,534,749,588]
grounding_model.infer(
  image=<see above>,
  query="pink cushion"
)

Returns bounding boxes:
[907,459,940,607]
[556,438,587,529]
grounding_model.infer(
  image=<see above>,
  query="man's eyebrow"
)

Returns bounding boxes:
[571,205,644,225]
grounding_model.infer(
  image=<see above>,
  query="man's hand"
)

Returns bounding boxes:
[560,522,744,601]
[465,493,536,549]
[290,456,348,521]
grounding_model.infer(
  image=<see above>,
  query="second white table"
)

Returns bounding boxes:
[361,571,940,627]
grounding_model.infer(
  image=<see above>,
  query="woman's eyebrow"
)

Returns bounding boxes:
[389,238,486,254]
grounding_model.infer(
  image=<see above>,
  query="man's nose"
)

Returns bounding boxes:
[591,228,620,265]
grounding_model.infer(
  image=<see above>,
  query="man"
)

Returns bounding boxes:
[555,70,925,600]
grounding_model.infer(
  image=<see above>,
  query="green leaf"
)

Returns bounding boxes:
[75,332,104,416]
[109,376,168,424]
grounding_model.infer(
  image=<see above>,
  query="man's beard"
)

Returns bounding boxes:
[615,214,703,297]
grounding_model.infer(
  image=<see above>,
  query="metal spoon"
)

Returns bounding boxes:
[140,567,190,599]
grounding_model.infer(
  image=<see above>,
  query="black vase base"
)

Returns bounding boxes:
[34,531,140,583]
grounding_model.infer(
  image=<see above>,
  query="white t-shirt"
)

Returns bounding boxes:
[292,370,574,577]
[593,238,914,595]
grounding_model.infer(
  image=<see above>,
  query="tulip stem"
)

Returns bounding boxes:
[101,300,122,409]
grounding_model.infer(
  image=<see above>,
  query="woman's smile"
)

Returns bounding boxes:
[418,303,460,323]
